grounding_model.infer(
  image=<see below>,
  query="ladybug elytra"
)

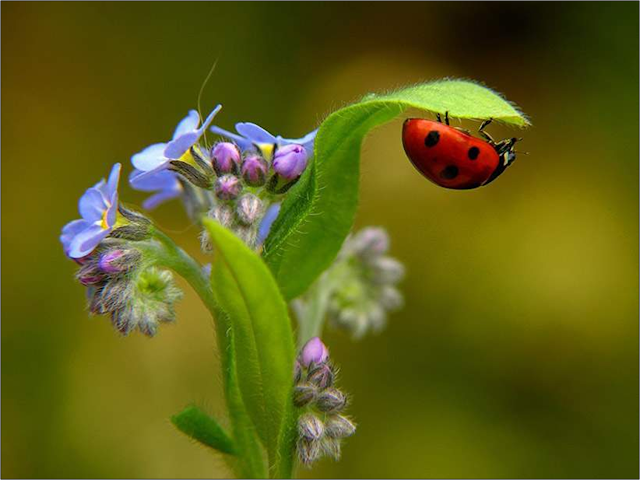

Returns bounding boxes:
[402,112,520,189]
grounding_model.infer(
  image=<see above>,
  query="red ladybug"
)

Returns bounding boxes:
[402,113,519,189]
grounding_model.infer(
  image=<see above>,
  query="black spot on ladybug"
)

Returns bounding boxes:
[424,131,440,147]
[440,165,459,180]
[468,146,480,160]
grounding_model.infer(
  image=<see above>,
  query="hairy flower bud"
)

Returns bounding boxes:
[76,264,105,286]
[298,413,325,440]
[293,382,317,408]
[307,363,334,390]
[316,387,347,413]
[325,414,356,439]
[370,256,405,284]
[319,437,342,460]
[98,248,141,274]
[294,359,303,383]
[211,142,241,175]
[241,154,269,187]
[210,204,235,228]
[297,438,321,466]
[300,337,329,367]
[214,175,242,201]
[272,144,308,180]
[379,286,404,311]
[236,194,264,226]
[350,227,389,258]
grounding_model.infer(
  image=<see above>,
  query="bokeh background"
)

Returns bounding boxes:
[2,2,638,478]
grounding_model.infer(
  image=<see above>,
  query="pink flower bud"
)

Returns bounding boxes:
[241,154,269,186]
[300,337,329,367]
[273,144,308,180]
[211,142,241,174]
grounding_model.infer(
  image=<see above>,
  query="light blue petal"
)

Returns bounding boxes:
[60,219,89,253]
[210,125,254,151]
[130,169,179,192]
[281,128,318,153]
[79,187,107,222]
[131,143,168,171]
[164,132,198,159]
[68,224,110,258]
[106,192,118,227]
[142,189,181,210]
[235,122,277,144]
[172,110,200,140]
[105,163,121,198]
[196,104,222,137]
[257,203,281,245]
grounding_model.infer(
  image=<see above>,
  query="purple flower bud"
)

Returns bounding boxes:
[307,363,334,390]
[241,154,269,186]
[325,414,356,439]
[214,174,242,201]
[298,413,325,440]
[297,437,321,466]
[294,359,303,383]
[211,142,241,174]
[78,272,104,286]
[293,382,317,408]
[316,387,347,413]
[300,337,329,367]
[98,249,140,274]
[272,144,308,180]
[76,262,105,286]
[236,194,264,226]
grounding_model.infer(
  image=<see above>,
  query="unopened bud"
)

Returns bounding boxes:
[76,262,105,286]
[307,363,334,390]
[351,227,389,257]
[236,194,263,225]
[299,337,329,367]
[297,438,321,466]
[319,437,342,460]
[293,383,317,408]
[379,286,404,311]
[215,175,242,201]
[241,154,269,186]
[273,144,308,180]
[211,142,241,175]
[98,249,140,274]
[325,414,356,439]
[210,204,235,228]
[316,388,346,413]
[293,359,302,383]
[298,413,325,440]
[370,256,405,284]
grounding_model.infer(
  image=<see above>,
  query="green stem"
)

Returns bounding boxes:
[296,273,333,348]
[138,228,266,478]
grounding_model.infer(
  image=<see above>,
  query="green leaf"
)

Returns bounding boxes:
[264,79,529,299]
[222,326,268,478]
[204,219,296,469]
[171,405,236,455]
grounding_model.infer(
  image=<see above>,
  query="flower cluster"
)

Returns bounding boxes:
[129,107,317,250]
[294,227,405,339]
[293,338,356,466]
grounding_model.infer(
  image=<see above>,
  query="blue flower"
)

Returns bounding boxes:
[61,163,121,259]
[210,122,317,159]
[129,169,182,210]
[131,106,222,178]
[257,202,281,245]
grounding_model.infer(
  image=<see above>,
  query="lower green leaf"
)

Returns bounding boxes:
[171,405,236,455]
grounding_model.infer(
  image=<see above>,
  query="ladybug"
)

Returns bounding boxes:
[402,112,520,189]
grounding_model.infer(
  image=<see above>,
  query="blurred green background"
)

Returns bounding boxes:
[2,2,638,478]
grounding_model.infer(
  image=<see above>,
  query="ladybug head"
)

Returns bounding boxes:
[484,137,520,186]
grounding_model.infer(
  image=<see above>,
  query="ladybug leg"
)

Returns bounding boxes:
[436,112,442,123]
[444,111,450,125]
[479,119,496,144]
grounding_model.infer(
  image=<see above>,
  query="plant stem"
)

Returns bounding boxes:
[296,273,333,348]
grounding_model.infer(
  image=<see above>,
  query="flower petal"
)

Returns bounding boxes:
[60,219,89,253]
[105,163,122,198]
[131,143,168,171]
[130,169,179,191]
[68,224,110,259]
[79,187,107,222]
[105,192,118,227]
[235,122,277,144]
[281,128,318,152]
[210,125,254,150]
[172,110,200,140]
[196,104,222,137]
[164,132,198,159]
[257,203,281,245]
[142,189,181,210]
